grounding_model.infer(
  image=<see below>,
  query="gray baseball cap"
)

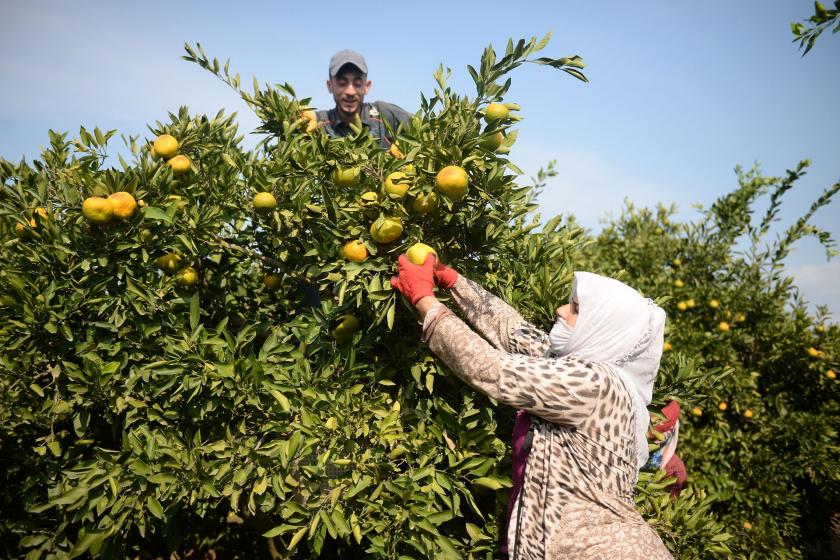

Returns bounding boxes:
[329,50,368,77]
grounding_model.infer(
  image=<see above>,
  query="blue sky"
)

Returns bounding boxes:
[2,1,838,316]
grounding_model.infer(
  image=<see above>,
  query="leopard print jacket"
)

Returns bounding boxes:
[422,277,673,559]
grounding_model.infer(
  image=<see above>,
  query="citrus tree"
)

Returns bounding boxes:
[0,35,634,560]
[580,163,840,558]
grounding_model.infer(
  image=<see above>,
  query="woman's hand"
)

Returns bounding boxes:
[433,262,458,289]
[390,253,436,305]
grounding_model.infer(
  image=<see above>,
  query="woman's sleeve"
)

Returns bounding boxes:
[448,276,550,357]
[423,306,600,426]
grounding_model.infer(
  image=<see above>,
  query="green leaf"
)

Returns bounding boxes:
[146,496,165,519]
[142,206,172,223]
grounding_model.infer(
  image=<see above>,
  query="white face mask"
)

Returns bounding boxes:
[548,316,574,355]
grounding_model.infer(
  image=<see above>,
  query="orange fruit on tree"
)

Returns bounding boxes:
[388,142,405,159]
[360,191,379,205]
[405,243,437,265]
[826,370,836,380]
[673,279,684,288]
[435,165,468,201]
[663,341,672,351]
[15,219,36,239]
[167,155,191,174]
[107,192,137,220]
[743,409,754,419]
[718,402,728,411]
[484,102,510,122]
[369,216,403,244]
[718,322,730,332]
[253,192,277,213]
[676,301,687,311]
[342,240,368,262]
[691,406,702,417]
[153,134,179,159]
[412,191,439,213]
[82,196,114,225]
[686,298,696,308]
[263,273,282,290]
[807,347,822,358]
[155,253,182,274]
[301,109,318,133]
[332,314,360,344]
[175,266,198,287]
[332,166,360,187]
[384,172,411,199]
[480,131,504,151]
[709,299,720,309]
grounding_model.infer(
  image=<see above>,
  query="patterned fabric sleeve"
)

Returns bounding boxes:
[423,307,599,426]
[449,276,550,357]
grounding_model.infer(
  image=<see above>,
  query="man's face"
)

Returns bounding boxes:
[327,66,371,118]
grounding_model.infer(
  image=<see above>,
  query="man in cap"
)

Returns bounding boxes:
[316,50,412,149]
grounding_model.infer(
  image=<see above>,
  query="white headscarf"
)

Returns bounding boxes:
[548,271,666,472]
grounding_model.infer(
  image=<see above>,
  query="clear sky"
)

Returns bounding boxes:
[2,1,838,316]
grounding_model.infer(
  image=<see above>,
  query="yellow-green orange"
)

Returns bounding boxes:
[253,192,277,213]
[480,131,504,151]
[485,102,509,121]
[156,253,181,274]
[82,196,114,225]
[360,191,379,205]
[384,172,410,199]
[167,155,191,174]
[175,266,198,287]
[435,165,468,200]
[332,167,360,187]
[412,191,439,213]
[370,216,403,243]
[332,314,360,343]
[107,191,137,220]
[153,134,179,158]
[406,243,437,266]
[342,240,368,262]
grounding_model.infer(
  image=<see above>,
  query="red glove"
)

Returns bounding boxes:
[390,254,436,305]
[433,262,458,289]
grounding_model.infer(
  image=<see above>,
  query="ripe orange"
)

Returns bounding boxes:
[175,266,198,287]
[708,299,720,309]
[332,167,360,187]
[743,409,754,419]
[676,301,687,311]
[435,165,468,200]
[301,109,318,133]
[332,314,360,343]
[384,172,411,199]
[743,522,752,530]
[691,406,702,417]
[673,279,685,288]
[107,192,137,220]
[685,298,696,308]
[253,192,277,213]
[388,142,405,159]
[406,243,437,265]
[807,347,822,358]
[718,322,730,332]
[153,134,179,159]
[485,102,509,122]
[360,191,379,205]
[718,402,728,411]
[35,207,48,220]
[663,341,672,351]
[15,219,36,239]
[369,216,403,244]
[82,196,114,224]
[412,191,439,213]
[342,240,368,262]
[167,155,191,174]
[826,370,836,380]
[263,273,282,290]
[155,253,182,274]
